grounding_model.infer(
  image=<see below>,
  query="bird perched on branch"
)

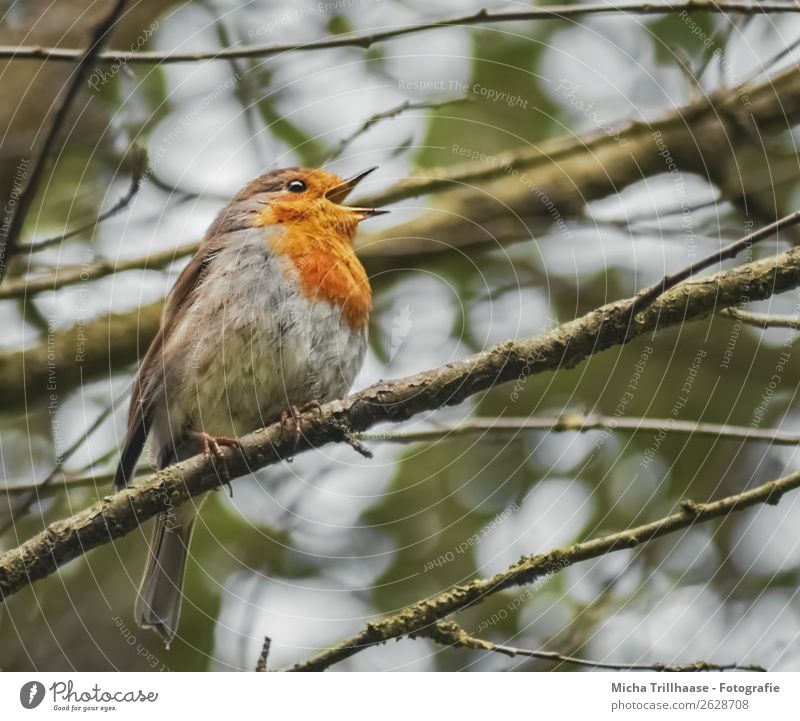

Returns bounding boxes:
[113,167,386,647]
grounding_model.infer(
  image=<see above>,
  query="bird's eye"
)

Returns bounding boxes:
[287,179,307,193]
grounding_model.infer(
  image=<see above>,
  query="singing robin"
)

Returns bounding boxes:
[113,167,386,646]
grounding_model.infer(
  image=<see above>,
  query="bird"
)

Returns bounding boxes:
[113,166,386,647]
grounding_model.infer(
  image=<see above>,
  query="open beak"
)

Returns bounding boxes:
[325,167,389,220]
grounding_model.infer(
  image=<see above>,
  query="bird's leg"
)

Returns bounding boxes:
[279,405,303,461]
[190,430,240,496]
[192,430,241,461]
[285,400,372,460]
[279,401,323,461]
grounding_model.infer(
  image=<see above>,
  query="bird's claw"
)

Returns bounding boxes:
[279,406,303,461]
[279,401,322,462]
[192,431,240,496]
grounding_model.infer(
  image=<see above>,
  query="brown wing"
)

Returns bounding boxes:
[113,243,222,490]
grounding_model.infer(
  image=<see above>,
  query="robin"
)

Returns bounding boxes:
[113,167,386,647]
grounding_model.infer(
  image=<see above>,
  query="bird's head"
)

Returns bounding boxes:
[236,166,386,241]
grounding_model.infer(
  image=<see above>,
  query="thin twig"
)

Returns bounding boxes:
[287,469,799,671]
[597,163,800,230]
[0,464,150,497]
[423,622,765,672]
[719,306,800,330]
[694,15,750,83]
[0,241,199,300]
[19,149,147,255]
[2,3,798,65]
[3,238,800,598]
[325,97,468,162]
[202,5,273,164]
[0,0,128,284]
[741,32,800,86]
[357,414,800,446]
[4,414,796,499]
[255,637,272,672]
[629,210,800,316]
[0,388,129,535]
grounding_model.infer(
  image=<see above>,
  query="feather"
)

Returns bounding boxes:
[112,242,223,490]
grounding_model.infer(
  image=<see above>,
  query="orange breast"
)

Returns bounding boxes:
[264,216,372,332]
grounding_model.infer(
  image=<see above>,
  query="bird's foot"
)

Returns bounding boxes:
[191,430,240,495]
[278,401,322,461]
[279,405,303,461]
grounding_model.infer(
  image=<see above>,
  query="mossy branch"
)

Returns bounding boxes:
[416,621,765,672]
[288,472,798,671]
[2,240,800,601]
[2,3,797,65]
[1,63,797,414]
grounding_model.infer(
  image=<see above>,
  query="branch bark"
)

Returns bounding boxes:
[719,306,800,330]
[0,300,163,411]
[418,621,765,672]
[2,3,797,64]
[2,62,798,409]
[358,414,800,446]
[0,0,129,284]
[288,470,799,671]
[16,149,146,256]
[6,411,799,498]
[355,63,800,263]
[2,240,800,600]
[0,243,196,300]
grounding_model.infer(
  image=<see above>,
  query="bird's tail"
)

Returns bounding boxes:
[135,498,204,648]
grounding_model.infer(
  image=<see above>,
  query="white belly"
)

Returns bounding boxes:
[150,230,367,459]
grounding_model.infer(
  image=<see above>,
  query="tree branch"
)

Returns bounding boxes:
[288,470,799,671]
[358,414,800,446]
[324,97,469,163]
[1,61,797,310]
[0,0,129,284]
[0,399,121,536]
[255,637,272,673]
[17,149,147,256]
[418,621,765,672]
[629,211,800,315]
[2,239,800,600]
[0,299,163,411]
[5,412,797,499]
[353,64,800,266]
[719,306,800,330]
[0,242,197,300]
[2,3,797,65]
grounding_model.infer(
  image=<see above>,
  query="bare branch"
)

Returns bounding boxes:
[357,414,800,446]
[420,622,765,672]
[629,211,800,315]
[288,470,799,671]
[719,306,800,330]
[5,412,796,500]
[2,237,800,599]
[0,465,150,497]
[0,399,121,536]
[255,637,272,672]
[0,242,198,300]
[0,0,129,284]
[324,97,469,162]
[2,62,797,308]
[17,149,147,256]
[2,3,797,65]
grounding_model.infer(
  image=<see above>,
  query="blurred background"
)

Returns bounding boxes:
[2,0,800,671]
